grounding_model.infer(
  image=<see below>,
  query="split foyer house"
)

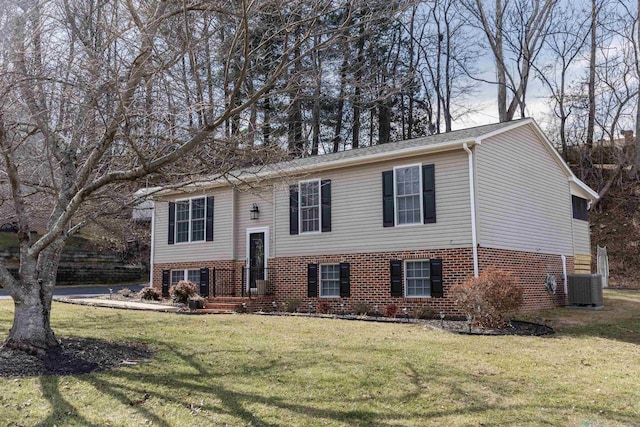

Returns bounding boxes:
[148,118,598,313]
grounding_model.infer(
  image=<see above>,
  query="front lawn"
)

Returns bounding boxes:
[0,290,638,426]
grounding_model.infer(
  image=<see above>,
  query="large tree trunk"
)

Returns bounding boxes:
[5,289,58,354]
[3,249,60,353]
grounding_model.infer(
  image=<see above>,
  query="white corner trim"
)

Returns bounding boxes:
[463,142,479,278]
[245,226,270,291]
[149,205,155,286]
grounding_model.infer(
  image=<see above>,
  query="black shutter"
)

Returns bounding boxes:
[206,196,214,241]
[199,267,210,297]
[321,179,332,232]
[290,185,299,235]
[307,263,318,297]
[168,202,175,245]
[390,260,402,297]
[572,195,588,221]
[382,171,394,227]
[161,270,170,298]
[423,164,436,224]
[339,262,350,297]
[430,258,443,297]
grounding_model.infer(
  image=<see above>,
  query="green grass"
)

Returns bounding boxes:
[0,290,639,426]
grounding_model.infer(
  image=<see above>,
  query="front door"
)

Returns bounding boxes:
[248,231,265,290]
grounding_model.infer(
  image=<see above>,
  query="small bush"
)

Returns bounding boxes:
[415,306,437,320]
[451,267,523,328]
[117,288,133,298]
[139,287,161,301]
[170,280,198,304]
[351,302,371,316]
[383,303,398,318]
[316,301,332,314]
[284,298,301,313]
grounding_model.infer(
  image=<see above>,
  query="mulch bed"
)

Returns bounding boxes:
[254,312,555,336]
[0,338,153,378]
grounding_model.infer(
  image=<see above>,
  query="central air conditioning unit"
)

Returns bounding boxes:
[567,274,603,307]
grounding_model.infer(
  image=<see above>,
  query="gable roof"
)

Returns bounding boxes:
[146,118,598,201]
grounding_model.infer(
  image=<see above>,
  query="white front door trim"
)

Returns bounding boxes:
[245,226,269,291]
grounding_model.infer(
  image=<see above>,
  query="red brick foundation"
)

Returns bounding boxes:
[478,247,574,310]
[153,247,574,316]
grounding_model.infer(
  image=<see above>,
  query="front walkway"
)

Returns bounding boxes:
[54,296,179,312]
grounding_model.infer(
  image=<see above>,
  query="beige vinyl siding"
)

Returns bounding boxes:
[572,218,591,255]
[153,189,233,263]
[234,187,274,260]
[475,125,574,255]
[275,151,472,257]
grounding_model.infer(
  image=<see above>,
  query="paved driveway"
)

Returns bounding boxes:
[0,284,147,300]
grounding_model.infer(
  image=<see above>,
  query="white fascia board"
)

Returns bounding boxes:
[569,177,600,201]
[475,118,534,142]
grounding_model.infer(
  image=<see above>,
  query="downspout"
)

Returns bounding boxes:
[463,142,479,278]
[561,254,568,295]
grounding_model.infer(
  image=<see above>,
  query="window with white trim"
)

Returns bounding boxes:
[175,197,206,243]
[320,264,340,297]
[170,269,201,285]
[405,260,431,297]
[394,165,422,225]
[300,180,320,233]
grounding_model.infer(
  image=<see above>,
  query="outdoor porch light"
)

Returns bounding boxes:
[272,300,277,310]
[250,203,260,220]
[439,311,446,328]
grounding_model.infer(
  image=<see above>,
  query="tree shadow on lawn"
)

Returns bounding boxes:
[39,376,101,427]
[69,349,639,427]
[26,326,640,426]
[79,343,386,426]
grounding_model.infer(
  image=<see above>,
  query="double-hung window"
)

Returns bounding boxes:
[394,165,422,225]
[175,197,206,243]
[405,260,431,297]
[300,180,320,233]
[171,269,201,285]
[320,264,340,297]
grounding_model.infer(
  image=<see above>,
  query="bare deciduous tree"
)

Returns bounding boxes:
[0,0,354,352]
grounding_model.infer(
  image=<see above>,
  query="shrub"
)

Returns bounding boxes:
[139,287,161,301]
[415,306,437,320]
[383,303,398,318]
[451,267,523,328]
[351,302,371,316]
[284,298,301,313]
[316,301,332,314]
[170,280,198,304]
[117,287,133,298]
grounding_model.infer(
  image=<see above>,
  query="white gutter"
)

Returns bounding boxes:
[149,205,155,287]
[463,142,479,278]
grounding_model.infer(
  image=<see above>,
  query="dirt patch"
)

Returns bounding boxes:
[0,338,153,378]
